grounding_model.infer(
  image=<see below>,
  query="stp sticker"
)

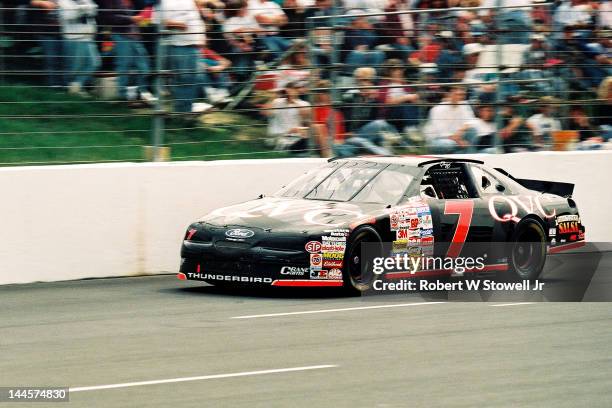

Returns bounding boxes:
[310,253,323,268]
[305,241,322,253]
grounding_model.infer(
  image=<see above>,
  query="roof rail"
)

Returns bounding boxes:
[417,158,485,167]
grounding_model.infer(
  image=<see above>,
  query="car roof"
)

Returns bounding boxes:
[329,155,485,167]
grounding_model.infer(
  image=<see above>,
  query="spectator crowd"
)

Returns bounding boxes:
[9,0,612,156]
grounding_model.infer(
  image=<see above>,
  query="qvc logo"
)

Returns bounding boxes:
[305,241,322,253]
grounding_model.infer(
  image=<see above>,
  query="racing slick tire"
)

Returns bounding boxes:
[508,218,547,281]
[343,225,383,294]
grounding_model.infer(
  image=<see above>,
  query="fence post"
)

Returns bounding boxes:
[328,0,342,158]
[493,0,503,153]
[151,14,165,162]
[307,16,316,157]
[0,2,4,85]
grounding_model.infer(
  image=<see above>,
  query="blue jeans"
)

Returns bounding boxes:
[388,104,420,131]
[113,34,151,99]
[577,125,612,150]
[228,46,254,82]
[198,67,232,91]
[356,120,395,147]
[497,10,532,44]
[334,120,394,157]
[39,35,64,86]
[428,128,478,154]
[64,39,100,86]
[166,45,200,113]
[261,35,291,59]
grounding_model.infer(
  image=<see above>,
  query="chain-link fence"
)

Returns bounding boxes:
[0,0,610,165]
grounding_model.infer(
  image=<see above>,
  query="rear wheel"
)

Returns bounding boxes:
[343,226,383,293]
[509,219,547,281]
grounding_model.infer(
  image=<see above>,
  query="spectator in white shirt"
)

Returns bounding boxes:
[248,0,291,58]
[223,0,262,81]
[157,0,206,114]
[424,86,478,153]
[526,97,561,148]
[58,0,100,96]
[262,81,311,151]
[472,105,498,152]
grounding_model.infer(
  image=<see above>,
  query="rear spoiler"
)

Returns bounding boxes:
[494,168,574,197]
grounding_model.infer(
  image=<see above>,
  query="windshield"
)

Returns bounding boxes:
[276,161,418,204]
[275,161,341,198]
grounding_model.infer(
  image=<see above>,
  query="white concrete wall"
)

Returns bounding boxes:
[0,152,609,285]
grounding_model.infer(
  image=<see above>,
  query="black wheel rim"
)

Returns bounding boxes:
[513,226,544,277]
[348,236,373,286]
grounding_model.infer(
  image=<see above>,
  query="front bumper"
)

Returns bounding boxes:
[178,240,343,287]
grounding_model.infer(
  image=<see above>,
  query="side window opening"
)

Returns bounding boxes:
[471,165,508,195]
[420,163,478,199]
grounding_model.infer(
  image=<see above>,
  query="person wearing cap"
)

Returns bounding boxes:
[526,96,562,149]
[423,86,479,154]
[418,63,445,116]
[342,10,386,74]
[461,42,497,101]
[522,33,549,68]
[435,31,463,82]
[341,67,399,151]
[262,81,311,151]
[519,33,560,98]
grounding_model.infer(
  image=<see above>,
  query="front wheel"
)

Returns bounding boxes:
[343,226,383,293]
[508,219,547,281]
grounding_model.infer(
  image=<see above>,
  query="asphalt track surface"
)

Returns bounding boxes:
[2,257,612,408]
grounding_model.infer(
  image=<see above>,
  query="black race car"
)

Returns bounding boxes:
[178,156,585,292]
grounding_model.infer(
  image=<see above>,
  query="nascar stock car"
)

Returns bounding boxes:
[178,156,585,292]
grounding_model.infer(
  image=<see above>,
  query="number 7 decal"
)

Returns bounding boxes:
[444,200,474,257]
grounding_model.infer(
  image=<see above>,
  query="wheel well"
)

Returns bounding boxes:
[349,224,382,241]
[520,214,547,234]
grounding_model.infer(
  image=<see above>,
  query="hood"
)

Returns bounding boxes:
[200,197,381,233]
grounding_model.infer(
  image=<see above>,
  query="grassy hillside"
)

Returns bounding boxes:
[0,84,286,166]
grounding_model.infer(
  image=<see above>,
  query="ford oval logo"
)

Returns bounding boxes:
[225,229,255,239]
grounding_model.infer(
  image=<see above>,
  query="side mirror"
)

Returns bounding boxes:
[482,176,491,190]
[495,184,506,192]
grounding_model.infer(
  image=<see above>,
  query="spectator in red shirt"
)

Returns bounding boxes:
[312,80,347,157]
[409,34,441,66]
[313,80,393,157]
